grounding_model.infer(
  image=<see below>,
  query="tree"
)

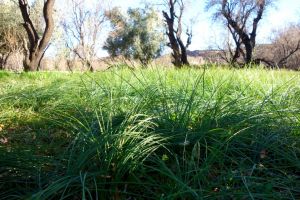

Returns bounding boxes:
[162,0,192,67]
[0,1,24,69]
[272,25,300,69]
[61,0,106,72]
[104,7,165,66]
[256,24,300,70]
[18,0,55,71]
[208,0,272,64]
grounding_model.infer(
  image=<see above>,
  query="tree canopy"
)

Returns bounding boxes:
[104,6,165,66]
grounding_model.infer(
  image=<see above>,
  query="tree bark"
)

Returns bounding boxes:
[163,0,191,68]
[18,0,55,71]
[162,9,181,67]
[178,37,189,65]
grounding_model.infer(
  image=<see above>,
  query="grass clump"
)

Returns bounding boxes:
[0,67,299,199]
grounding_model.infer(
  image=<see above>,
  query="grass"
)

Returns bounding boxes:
[0,66,299,199]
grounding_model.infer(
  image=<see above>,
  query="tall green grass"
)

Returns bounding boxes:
[0,67,299,199]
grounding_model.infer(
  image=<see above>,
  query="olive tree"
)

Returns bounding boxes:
[18,0,55,71]
[0,1,24,69]
[104,7,165,66]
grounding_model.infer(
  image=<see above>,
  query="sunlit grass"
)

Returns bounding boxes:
[0,66,299,199]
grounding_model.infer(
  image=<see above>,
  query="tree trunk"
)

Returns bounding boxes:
[0,55,4,70]
[19,0,55,71]
[178,38,189,66]
[23,50,44,71]
[162,0,190,68]
[0,52,13,70]
[245,45,253,64]
[243,39,253,64]
[163,10,182,67]
[86,60,94,72]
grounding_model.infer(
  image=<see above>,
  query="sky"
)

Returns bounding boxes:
[48,0,300,57]
[104,0,300,51]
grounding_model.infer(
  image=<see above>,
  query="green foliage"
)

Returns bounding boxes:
[104,7,165,66]
[0,1,22,29]
[0,67,299,199]
[0,1,23,55]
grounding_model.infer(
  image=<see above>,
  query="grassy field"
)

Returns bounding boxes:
[0,67,299,199]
